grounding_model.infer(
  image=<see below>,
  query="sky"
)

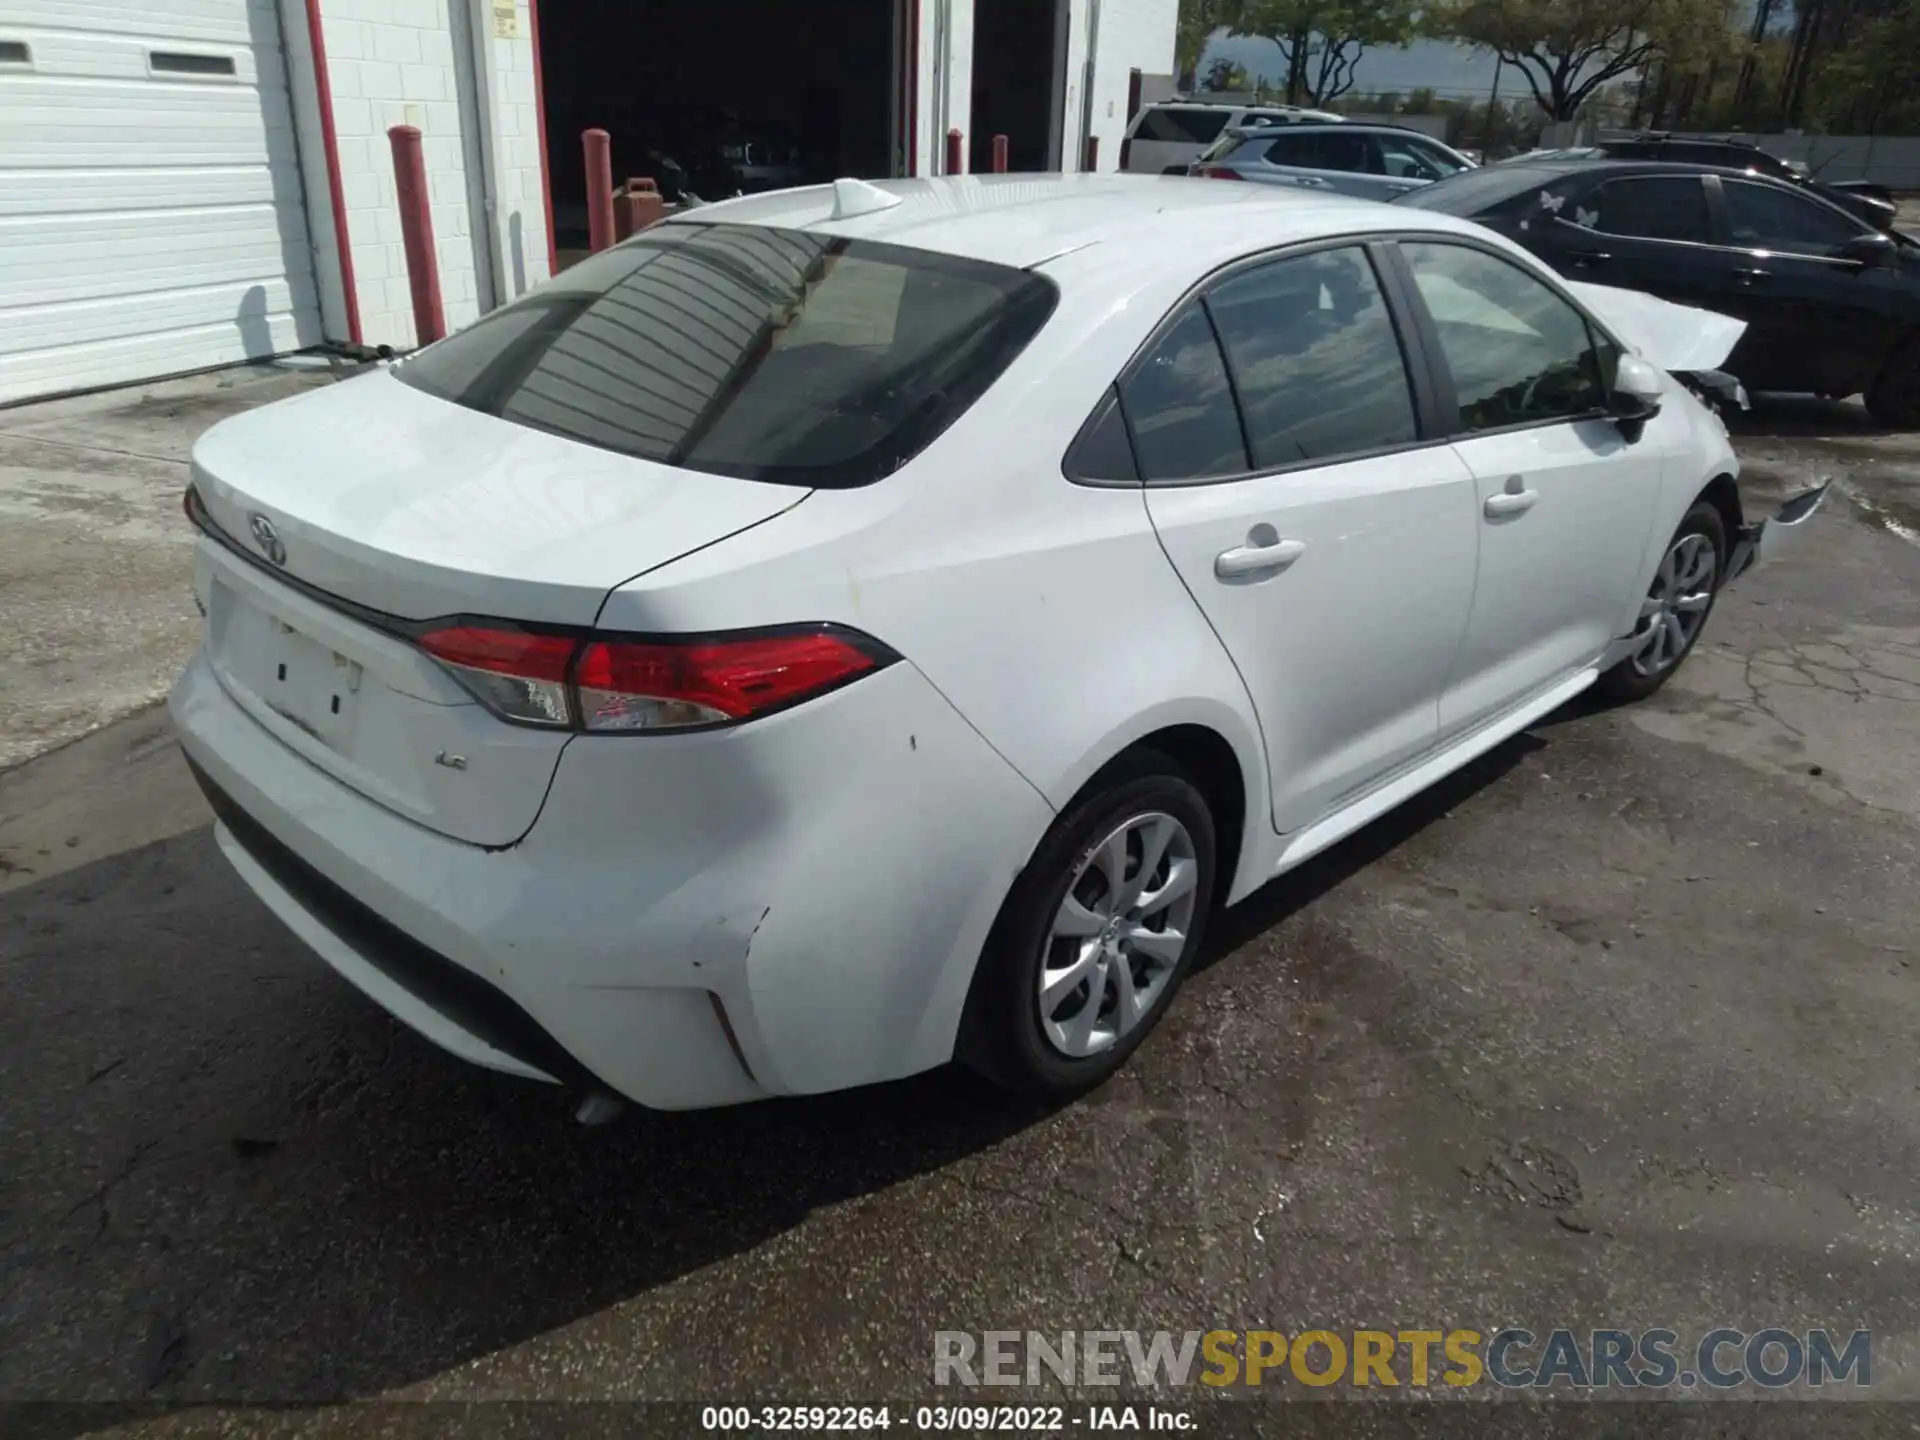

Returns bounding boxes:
[1200,31,1507,101]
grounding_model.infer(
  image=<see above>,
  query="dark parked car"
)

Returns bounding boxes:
[1530,134,1899,232]
[1396,159,1920,425]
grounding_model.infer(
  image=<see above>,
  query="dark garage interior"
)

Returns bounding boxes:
[969,0,1063,173]
[534,0,901,249]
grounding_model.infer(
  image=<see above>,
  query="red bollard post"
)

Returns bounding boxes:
[946,127,964,175]
[1083,135,1100,172]
[388,125,445,345]
[991,134,1009,173]
[583,127,615,252]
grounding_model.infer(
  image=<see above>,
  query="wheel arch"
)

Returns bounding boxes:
[1699,472,1744,544]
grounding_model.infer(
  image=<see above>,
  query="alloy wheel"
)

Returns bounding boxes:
[1038,812,1199,1059]
[1629,531,1717,678]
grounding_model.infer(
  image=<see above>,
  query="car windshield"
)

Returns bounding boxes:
[1394,163,1577,213]
[393,223,1057,489]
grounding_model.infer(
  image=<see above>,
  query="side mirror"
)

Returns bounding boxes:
[1839,232,1896,268]
[1610,354,1665,436]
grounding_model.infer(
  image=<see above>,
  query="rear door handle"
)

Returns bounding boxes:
[1215,537,1306,578]
[1484,487,1539,517]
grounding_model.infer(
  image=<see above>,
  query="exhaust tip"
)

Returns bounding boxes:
[573,1091,628,1126]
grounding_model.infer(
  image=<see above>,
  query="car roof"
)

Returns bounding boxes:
[674,173,1484,271]
[1222,121,1439,139]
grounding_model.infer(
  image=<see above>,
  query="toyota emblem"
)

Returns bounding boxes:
[247,512,287,567]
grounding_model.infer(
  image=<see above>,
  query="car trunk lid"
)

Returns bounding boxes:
[189,372,807,847]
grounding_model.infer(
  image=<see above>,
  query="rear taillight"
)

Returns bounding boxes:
[416,625,577,727]
[1198,166,1243,181]
[413,622,897,733]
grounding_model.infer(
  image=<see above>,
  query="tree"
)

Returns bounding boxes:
[1423,0,1732,121]
[1201,56,1254,91]
[1176,0,1233,89]
[1228,0,1420,105]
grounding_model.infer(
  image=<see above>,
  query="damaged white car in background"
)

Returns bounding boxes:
[170,177,1828,1119]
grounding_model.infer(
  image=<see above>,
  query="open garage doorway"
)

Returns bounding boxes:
[534,0,903,258]
[970,0,1066,173]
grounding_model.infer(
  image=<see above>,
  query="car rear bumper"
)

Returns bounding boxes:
[171,649,1052,1110]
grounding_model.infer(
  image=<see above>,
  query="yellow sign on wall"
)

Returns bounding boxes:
[492,2,518,39]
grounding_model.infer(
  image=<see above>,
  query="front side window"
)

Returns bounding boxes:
[1118,305,1247,482]
[1375,134,1464,181]
[1400,242,1612,432]
[1721,179,1862,256]
[1588,176,1712,243]
[394,223,1056,488]
[1204,247,1418,467]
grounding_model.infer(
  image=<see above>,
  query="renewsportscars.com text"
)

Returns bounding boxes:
[933,1328,1872,1391]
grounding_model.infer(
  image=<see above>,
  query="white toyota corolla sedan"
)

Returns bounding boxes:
[171,174,1824,1114]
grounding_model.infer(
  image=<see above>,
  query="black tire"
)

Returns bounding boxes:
[1866,336,1920,429]
[1596,499,1727,703]
[959,751,1217,1098]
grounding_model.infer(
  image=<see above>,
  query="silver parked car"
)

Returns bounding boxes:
[1189,122,1476,201]
[1121,101,1344,176]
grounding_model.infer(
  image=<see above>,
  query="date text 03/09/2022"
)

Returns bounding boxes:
[701,1405,1194,1432]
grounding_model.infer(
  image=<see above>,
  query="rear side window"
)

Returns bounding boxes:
[393,223,1056,489]
[1588,176,1711,242]
[1205,247,1417,467]
[1134,107,1229,144]
[1264,131,1370,171]
[1118,306,1247,481]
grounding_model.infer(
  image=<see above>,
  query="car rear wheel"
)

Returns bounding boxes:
[1596,500,1726,703]
[1866,336,1920,429]
[961,753,1216,1098]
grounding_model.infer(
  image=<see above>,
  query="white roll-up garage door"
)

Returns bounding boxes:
[0,0,323,403]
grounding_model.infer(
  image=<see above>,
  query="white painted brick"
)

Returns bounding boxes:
[356,243,392,281]
[328,59,362,99]
[331,97,375,142]
[326,20,366,59]
[372,208,404,244]
[342,171,381,214]
[359,59,403,97]
[426,101,459,135]
[400,63,447,102]
[372,25,422,65]
[420,28,455,68]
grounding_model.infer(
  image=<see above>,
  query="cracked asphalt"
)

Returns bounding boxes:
[3,384,1920,1432]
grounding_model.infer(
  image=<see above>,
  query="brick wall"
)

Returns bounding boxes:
[283,0,549,350]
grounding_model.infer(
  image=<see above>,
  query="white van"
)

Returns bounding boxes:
[1121,101,1344,175]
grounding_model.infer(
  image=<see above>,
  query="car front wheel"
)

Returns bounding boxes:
[961,753,1216,1098]
[1596,499,1726,702]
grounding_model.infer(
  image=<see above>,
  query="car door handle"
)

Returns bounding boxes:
[1214,537,1306,578]
[1566,249,1612,265]
[1290,175,1330,188]
[1735,267,1772,284]
[1484,487,1539,517]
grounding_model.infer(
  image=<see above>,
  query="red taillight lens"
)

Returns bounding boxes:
[416,625,577,727]
[412,622,895,732]
[575,631,883,732]
[1198,166,1243,181]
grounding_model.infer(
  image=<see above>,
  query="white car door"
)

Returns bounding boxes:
[1391,240,1664,736]
[1131,243,1481,834]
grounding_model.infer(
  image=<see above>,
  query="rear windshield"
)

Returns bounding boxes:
[394,222,1057,489]
[1393,163,1579,214]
